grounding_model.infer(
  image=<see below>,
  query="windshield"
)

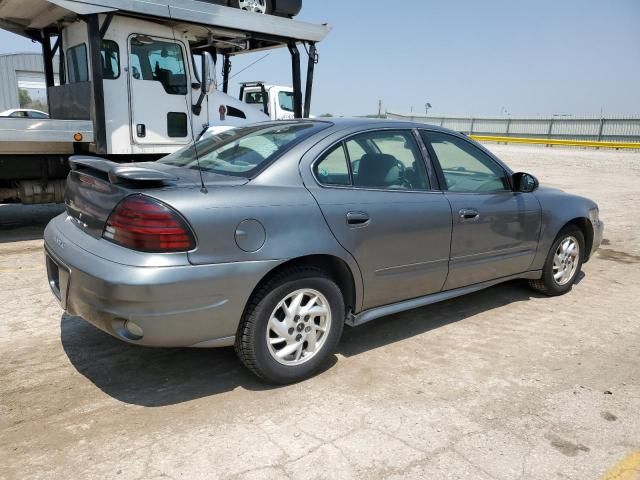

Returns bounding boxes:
[158,123,323,178]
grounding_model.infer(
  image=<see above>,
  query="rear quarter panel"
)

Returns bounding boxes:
[147,138,364,309]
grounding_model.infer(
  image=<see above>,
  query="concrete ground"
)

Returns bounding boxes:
[1,144,639,480]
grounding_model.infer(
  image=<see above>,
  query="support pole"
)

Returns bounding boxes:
[303,42,316,118]
[41,32,55,88]
[222,55,231,94]
[99,12,114,38]
[58,34,66,85]
[288,42,302,119]
[86,14,108,155]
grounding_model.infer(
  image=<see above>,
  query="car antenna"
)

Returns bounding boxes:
[167,6,208,194]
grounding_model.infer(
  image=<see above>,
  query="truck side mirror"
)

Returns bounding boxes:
[193,52,216,115]
[202,52,216,94]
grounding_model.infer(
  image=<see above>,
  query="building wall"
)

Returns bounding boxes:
[0,53,59,112]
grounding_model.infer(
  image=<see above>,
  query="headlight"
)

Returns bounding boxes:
[588,207,600,225]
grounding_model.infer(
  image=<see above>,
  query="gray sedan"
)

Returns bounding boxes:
[44,119,604,384]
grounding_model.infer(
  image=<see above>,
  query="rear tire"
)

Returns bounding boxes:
[529,225,585,296]
[235,267,344,384]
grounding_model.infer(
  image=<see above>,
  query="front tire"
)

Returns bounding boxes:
[529,226,585,296]
[235,267,345,384]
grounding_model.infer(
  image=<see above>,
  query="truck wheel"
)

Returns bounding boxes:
[529,226,585,296]
[235,267,344,384]
[231,0,272,14]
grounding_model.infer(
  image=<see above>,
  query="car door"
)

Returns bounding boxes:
[305,129,452,311]
[128,36,192,146]
[420,130,541,290]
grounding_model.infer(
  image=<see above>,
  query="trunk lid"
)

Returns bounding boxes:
[64,156,247,238]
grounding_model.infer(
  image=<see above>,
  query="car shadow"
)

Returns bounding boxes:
[339,280,539,358]
[61,280,541,407]
[0,203,64,243]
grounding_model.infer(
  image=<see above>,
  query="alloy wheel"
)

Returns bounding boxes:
[266,289,332,366]
[553,236,580,286]
[237,0,267,14]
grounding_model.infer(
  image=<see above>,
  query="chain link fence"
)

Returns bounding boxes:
[386,112,640,144]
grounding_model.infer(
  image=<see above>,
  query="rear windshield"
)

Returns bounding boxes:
[158,123,326,178]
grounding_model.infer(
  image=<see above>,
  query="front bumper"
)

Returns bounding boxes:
[44,214,281,348]
[589,219,605,260]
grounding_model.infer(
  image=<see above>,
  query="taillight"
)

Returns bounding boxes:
[103,195,196,253]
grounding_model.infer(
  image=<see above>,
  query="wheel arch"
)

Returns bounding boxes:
[247,254,359,318]
[560,217,594,261]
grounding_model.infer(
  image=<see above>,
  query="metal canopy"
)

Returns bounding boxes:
[0,0,331,55]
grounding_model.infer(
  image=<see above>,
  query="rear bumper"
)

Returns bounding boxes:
[44,214,280,348]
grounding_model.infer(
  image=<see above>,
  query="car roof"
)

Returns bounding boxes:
[268,117,461,136]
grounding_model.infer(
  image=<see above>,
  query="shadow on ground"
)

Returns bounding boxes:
[61,280,539,407]
[0,204,64,243]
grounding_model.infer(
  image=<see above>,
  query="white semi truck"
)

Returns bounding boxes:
[240,82,296,120]
[0,0,328,204]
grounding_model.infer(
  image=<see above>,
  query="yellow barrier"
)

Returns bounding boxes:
[469,135,640,150]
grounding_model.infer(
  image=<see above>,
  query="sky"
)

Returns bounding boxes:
[1,0,639,117]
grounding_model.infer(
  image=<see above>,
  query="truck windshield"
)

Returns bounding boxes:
[158,123,325,178]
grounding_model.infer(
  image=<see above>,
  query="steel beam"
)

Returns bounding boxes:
[86,14,107,154]
[288,42,302,119]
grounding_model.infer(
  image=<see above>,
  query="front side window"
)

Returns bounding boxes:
[130,38,187,95]
[160,123,326,178]
[67,44,88,83]
[421,131,510,193]
[345,131,428,190]
[278,91,294,112]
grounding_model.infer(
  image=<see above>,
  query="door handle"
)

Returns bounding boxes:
[346,212,370,226]
[459,208,479,220]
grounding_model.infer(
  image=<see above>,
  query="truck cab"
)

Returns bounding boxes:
[0,0,329,203]
[61,15,268,156]
[240,82,296,120]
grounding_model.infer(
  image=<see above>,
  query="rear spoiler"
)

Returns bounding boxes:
[69,156,178,185]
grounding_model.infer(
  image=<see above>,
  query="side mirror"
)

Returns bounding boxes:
[513,172,539,193]
[201,51,216,94]
[193,52,216,115]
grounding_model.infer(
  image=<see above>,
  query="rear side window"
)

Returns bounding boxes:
[101,40,120,79]
[347,131,428,190]
[67,44,88,83]
[315,144,350,186]
[315,131,430,191]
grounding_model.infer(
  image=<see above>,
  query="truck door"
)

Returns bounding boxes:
[128,36,192,145]
[273,89,295,120]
